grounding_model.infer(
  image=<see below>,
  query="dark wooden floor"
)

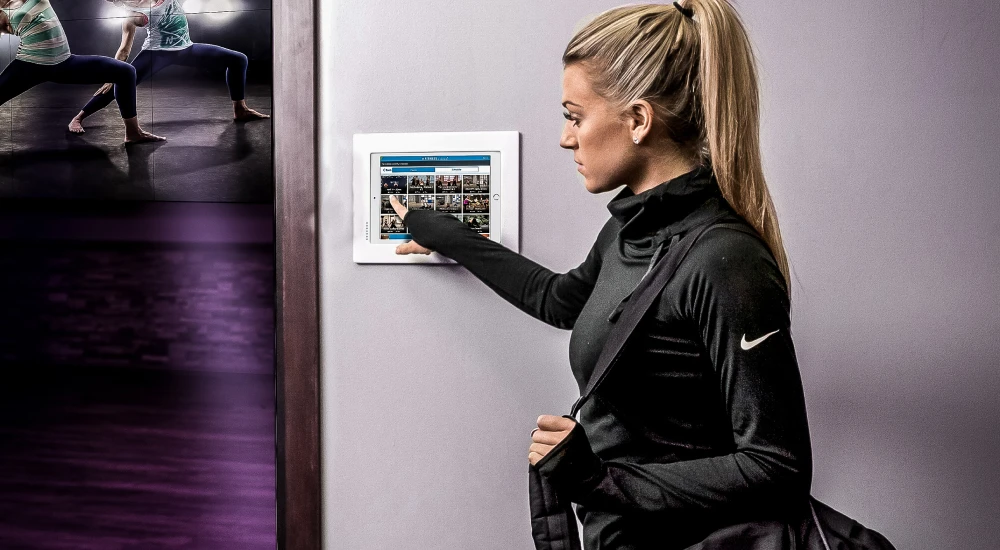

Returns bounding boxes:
[0,367,276,550]
[0,78,273,203]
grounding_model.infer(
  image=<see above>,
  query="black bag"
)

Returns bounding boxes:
[528,219,896,550]
[681,497,897,549]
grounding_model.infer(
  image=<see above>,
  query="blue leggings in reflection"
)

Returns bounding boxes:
[0,55,138,118]
[80,44,249,117]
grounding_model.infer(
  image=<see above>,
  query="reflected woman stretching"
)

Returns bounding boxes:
[0,0,164,143]
[69,0,269,134]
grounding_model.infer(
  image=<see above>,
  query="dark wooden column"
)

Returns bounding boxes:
[274,1,321,549]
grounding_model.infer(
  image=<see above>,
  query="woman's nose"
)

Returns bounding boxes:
[560,126,576,149]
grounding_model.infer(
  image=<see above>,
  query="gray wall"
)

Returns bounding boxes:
[319,1,1000,548]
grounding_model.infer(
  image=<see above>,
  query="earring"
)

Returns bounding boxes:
[633,137,640,144]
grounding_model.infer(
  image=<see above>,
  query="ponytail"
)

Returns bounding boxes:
[685,0,790,291]
[564,1,791,293]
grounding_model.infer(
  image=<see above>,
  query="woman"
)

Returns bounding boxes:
[68,0,268,134]
[0,0,163,143]
[389,1,812,548]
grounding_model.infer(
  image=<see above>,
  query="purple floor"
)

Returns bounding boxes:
[0,239,276,549]
[0,368,276,550]
[0,241,274,374]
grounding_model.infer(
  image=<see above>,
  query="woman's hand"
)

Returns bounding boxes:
[0,10,13,36]
[388,195,433,255]
[529,415,576,466]
[130,12,150,28]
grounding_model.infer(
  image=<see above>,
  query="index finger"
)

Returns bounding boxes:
[388,195,408,219]
[536,415,576,432]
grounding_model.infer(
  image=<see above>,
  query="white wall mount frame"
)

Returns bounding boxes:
[353,131,520,264]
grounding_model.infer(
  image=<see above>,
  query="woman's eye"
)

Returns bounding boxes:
[562,112,580,126]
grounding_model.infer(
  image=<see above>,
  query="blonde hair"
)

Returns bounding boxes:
[563,1,790,291]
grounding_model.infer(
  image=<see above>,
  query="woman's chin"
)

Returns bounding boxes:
[581,177,613,195]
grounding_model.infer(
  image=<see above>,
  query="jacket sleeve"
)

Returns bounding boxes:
[404,209,609,329]
[538,228,813,517]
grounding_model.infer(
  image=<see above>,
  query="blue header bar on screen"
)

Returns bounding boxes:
[380,155,491,162]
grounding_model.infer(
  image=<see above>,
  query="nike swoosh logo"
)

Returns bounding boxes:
[740,329,780,351]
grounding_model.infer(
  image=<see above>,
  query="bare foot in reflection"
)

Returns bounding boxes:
[124,130,166,145]
[68,116,85,134]
[234,108,270,122]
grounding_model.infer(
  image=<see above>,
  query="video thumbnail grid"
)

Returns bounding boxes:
[379,175,492,239]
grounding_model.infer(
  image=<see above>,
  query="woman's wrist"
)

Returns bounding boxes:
[401,208,456,250]
[534,419,603,501]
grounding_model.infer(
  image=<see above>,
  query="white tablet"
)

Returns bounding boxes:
[353,132,520,264]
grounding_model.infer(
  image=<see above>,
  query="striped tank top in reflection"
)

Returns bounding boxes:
[5,0,71,65]
[140,0,193,51]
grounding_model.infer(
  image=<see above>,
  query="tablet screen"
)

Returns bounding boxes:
[370,152,500,244]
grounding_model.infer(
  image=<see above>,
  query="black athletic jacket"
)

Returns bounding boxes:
[404,166,812,549]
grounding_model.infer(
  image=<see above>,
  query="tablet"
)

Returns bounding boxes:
[353,132,519,264]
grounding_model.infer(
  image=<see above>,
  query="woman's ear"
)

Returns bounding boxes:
[627,100,654,145]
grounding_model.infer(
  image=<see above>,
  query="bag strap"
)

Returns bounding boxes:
[809,498,833,550]
[570,218,757,417]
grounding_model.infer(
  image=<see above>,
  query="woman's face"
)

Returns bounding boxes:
[560,63,639,194]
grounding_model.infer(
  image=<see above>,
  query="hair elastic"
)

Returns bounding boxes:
[673,1,694,18]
